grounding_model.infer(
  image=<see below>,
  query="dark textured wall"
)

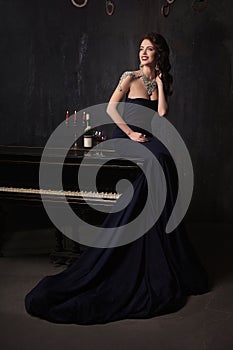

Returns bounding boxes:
[0,0,232,222]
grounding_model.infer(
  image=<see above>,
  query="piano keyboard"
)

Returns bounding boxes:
[0,187,121,200]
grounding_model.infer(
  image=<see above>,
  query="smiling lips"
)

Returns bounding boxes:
[141,55,148,61]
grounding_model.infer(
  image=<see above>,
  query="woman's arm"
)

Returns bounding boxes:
[106,74,133,135]
[156,75,168,116]
[106,73,148,142]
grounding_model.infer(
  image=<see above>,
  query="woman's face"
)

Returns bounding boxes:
[139,39,156,67]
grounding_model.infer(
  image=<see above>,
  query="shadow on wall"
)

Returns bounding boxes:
[187,17,233,222]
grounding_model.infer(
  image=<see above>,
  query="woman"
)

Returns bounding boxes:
[107,32,170,136]
[25,32,209,325]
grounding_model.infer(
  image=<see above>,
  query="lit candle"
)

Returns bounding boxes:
[65,110,69,124]
[74,110,77,124]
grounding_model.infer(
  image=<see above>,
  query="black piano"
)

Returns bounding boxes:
[0,145,144,264]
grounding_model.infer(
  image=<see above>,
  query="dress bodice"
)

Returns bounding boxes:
[125,97,158,110]
[113,97,158,138]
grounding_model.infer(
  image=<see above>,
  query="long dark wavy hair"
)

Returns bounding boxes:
[140,32,173,96]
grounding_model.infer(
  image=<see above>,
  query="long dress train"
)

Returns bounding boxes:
[25,98,209,324]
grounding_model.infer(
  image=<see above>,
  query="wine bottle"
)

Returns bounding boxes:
[83,113,93,148]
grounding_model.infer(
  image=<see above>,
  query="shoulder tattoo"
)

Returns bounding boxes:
[118,71,142,91]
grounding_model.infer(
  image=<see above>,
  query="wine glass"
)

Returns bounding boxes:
[93,130,106,157]
[99,131,107,157]
[93,130,101,156]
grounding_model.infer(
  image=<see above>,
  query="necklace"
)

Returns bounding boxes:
[140,72,157,96]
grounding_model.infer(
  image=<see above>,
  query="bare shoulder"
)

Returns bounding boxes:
[118,70,142,92]
[119,70,142,82]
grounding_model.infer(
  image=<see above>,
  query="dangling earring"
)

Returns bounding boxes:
[155,63,160,72]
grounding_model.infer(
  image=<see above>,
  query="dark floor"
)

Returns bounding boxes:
[0,222,232,350]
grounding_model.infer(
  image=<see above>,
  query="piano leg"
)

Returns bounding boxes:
[72,241,81,254]
[54,230,64,252]
[50,229,82,266]
[0,206,6,256]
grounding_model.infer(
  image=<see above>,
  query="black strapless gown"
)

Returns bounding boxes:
[25,98,209,325]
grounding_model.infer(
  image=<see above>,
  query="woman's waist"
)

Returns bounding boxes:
[112,125,153,139]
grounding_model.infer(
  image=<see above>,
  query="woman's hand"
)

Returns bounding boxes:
[155,73,163,86]
[128,131,148,142]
